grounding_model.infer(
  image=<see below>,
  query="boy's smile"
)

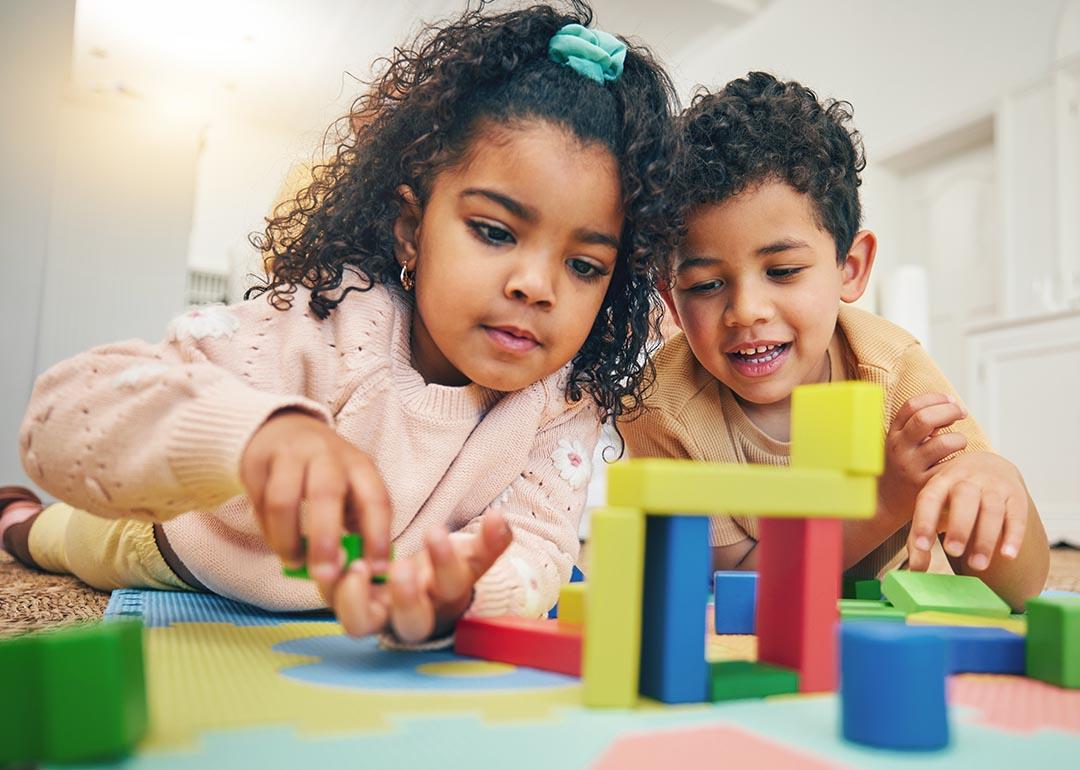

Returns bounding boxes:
[663,180,874,429]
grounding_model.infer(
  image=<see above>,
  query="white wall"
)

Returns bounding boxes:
[0,2,76,485]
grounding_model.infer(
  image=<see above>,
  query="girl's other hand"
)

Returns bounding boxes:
[240,411,392,601]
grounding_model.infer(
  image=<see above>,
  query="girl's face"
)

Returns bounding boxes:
[396,121,624,390]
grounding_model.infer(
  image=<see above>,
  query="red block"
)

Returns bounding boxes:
[454,616,582,677]
[756,517,842,693]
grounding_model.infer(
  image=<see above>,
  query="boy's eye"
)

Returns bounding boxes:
[767,267,803,280]
[469,221,515,245]
[687,279,723,294]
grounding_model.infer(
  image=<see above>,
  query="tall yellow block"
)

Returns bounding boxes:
[558,582,586,627]
[790,382,884,475]
[583,507,645,708]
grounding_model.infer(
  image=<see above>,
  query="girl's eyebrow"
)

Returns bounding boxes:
[574,228,620,252]
[677,255,721,274]
[461,188,536,222]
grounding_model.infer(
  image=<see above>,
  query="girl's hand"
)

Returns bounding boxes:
[331,509,514,642]
[907,452,1028,573]
[241,411,392,600]
[879,393,968,524]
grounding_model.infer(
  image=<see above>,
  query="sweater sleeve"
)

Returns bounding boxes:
[19,300,334,523]
[462,399,602,619]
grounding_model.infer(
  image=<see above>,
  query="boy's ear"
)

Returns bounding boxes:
[839,229,877,303]
[393,185,421,268]
[658,285,684,332]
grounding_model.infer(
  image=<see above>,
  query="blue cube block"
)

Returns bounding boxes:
[713,571,757,634]
[841,622,949,751]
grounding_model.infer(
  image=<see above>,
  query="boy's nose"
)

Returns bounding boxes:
[505,255,556,307]
[723,285,773,327]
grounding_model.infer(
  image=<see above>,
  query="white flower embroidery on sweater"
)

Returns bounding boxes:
[112,363,169,389]
[167,305,240,342]
[551,438,590,489]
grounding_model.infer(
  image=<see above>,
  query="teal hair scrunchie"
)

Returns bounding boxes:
[548,23,626,84]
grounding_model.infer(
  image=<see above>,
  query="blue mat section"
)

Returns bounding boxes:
[105,589,335,628]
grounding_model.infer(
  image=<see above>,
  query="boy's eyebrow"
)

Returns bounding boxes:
[757,237,810,255]
[461,188,537,222]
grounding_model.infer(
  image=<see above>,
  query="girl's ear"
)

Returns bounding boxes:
[840,229,877,303]
[659,285,684,331]
[393,185,422,268]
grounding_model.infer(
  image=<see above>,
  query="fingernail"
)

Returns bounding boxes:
[946,395,956,403]
[369,558,389,574]
[915,536,932,551]
[311,563,337,582]
[969,554,989,571]
[1001,544,1019,558]
[945,540,964,557]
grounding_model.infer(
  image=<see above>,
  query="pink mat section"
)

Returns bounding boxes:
[950,674,1080,734]
[588,724,856,770]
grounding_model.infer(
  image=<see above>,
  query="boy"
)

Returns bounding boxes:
[624,72,1048,610]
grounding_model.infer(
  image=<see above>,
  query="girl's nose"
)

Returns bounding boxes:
[505,254,556,308]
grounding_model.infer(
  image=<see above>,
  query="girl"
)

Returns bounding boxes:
[1,1,678,644]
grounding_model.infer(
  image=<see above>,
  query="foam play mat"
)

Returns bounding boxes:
[48,589,1080,769]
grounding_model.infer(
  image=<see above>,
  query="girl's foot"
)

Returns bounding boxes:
[0,486,44,566]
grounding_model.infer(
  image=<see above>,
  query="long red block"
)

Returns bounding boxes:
[455,616,582,676]
[756,518,842,693]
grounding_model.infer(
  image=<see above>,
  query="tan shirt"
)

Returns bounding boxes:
[621,305,992,578]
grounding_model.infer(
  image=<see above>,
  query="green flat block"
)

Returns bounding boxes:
[0,620,146,764]
[283,533,387,583]
[882,570,1010,618]
[839,599,907,622]
[1026,596,1080,688]
[709,660,800,702]
[842,578,881,600]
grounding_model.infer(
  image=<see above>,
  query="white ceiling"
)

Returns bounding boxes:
[72,0,768,132]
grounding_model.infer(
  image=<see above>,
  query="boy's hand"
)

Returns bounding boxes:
[331,509,513,642]
[241,411,392,600]
[907,452,1028,573]
[879,393,968,525]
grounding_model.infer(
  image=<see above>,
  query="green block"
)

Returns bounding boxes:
[282,533,387,583]
[842,578,881,600]
[1026,596,1080,688]
[882,570,1010,618]
[839,599,907,622]
[709,660,800,702]
[0,620,146,764]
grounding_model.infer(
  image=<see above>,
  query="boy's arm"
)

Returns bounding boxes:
[713,538,758,571]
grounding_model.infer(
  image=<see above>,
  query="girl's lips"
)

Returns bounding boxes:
[726,341,791,378]
[485,326,540,353]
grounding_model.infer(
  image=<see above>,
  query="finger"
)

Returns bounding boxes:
[389,560,435,643]
[892,393,957,434]
[305,455,349,589]
[426,527,472,605]
[914,432,968,469]
[965,492,1005,571]
[941,480,981,559]
[241,447,273,528]
[334,561,389,637]
[345,455,393,571]
[463,509,514,580]
[261,453,306,568]
[999,492,1029,560]
[908,474,951,571]
[901,402,967,444]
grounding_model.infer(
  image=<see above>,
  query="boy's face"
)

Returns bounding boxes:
[663,180,873,407]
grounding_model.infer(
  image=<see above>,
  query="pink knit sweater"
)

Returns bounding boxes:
[19,278,600,616]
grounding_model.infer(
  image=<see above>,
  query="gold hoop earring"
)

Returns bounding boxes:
[399,263,415,291]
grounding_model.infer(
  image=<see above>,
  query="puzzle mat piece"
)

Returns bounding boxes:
[106,589,336,628]
[46,692,1080,770]
[949,674,1080,734]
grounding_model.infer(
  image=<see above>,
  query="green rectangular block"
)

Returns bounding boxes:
[1026,596,1080,688]
[842,578,882,600]
[283,533,387,583]
[709,660,800,702]
[882,570,1010,618]
[839,599,906,622]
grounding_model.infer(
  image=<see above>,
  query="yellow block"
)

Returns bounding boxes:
[790,382,884,475]
[583,507,645,708]
[607,460,877,519]
[558,582,586,627]
[906,610,1027,636]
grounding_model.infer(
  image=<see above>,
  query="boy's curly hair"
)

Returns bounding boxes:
[248,0,679,423]
[675,71,865,268]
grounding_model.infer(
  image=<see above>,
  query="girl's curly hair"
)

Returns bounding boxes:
[248,0,679,423]
[674,71,865,271]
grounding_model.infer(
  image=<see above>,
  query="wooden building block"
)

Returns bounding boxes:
[906,610,1026,636]
[757,518,842,693]
[714,571,757,634]
[583,507,646,707]
[557,582,586,627]
[607,460,876,520]
[1026,595,1080,688]
[882,571,1010,618]
[790,381,884,476]
[839,599,906,622]
[842,577,882,600]
[455,616,582,676]
[639,516,710,704]
[708,660,799,702]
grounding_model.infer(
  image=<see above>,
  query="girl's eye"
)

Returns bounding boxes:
[469,221,515,245]
[568,258,606,280]
[768,267,803,280]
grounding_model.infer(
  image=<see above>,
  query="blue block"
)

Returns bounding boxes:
[934,625,1025,674]
[639,516,710,704]
[841,622,949,751]
[713,571,757,634]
